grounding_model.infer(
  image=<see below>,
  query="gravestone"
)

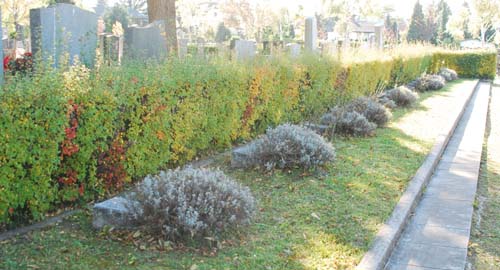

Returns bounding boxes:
[0,10,3,85]
[178,38,188,58]
[262,41,271,55]
[30,3,98,67]
[124,20,167,60]
[374,25,384,49]
[197,43,205,58]
[233,40,256,60]
[93,196,136,229]
[321,42,336,56]
[286,43,301,57]
[305,17,318,52]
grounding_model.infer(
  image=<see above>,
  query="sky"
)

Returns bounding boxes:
[81,0,464,19]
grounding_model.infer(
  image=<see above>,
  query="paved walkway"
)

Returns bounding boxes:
[385,82,491,270]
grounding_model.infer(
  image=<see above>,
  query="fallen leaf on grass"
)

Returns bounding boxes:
[132,231,141,238]
[311,212,321,220]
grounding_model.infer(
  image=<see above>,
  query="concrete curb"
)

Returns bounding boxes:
[356,80,481,270]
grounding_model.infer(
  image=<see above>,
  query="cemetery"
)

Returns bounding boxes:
[1,0,500,269]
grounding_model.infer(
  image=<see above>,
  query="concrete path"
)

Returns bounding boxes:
[385,82,491,270]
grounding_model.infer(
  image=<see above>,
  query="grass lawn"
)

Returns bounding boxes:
[468,83,500,269]
[0,81,470,270]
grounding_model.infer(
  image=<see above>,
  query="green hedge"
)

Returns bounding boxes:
[431,50,497,79]
[0,50,495,224]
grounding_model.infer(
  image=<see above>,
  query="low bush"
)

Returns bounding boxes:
[346,97,392,127]
[1,48,494,224]
[382,86,419,107]
[126,167,256,242]
[240,124,336,170]
[438,67,458,81]
[415,74,446,91]
[431,50,497,79]
[378,97,397,109]
[319,106,343,126]
[321,109,376,137]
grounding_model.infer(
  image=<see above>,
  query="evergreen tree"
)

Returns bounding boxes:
[424,3,438,44]
[436,0,452,44]
[104,5,129,32]
[463,2,473,39]
[407,1,426,42]
[215,22,231,43]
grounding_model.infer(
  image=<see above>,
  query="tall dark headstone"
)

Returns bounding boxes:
[124,20,167,60]
[30,3,98,67]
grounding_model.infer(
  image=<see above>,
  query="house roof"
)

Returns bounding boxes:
[128,8,148,19]
[350,18,383,33]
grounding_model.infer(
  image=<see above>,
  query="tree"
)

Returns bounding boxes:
[147,0,177,55]
[436,0,452,44]
[215,22,231,43]
[472,0,500,46]
[447,1,473,40]
[221,0,255,39]
[120,0,147,14]
[94,0,107,17]
[2,0,43,38]
[104,4,129,32]
[423,3,438,44]
[384,14,399,44]
[407,1,426,42]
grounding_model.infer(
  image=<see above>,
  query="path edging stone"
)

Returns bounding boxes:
[356,80,481,270]
[0,210,78,242]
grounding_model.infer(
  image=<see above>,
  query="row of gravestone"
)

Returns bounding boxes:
[0,4,320,85]
[29,4,320,65]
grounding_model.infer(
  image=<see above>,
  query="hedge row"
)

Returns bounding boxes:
[0,50,495,224]
[431,50,497,79]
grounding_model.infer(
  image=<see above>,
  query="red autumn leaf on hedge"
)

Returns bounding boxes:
[8,207,14,214]
[65,127,77,140]
[78,184,85,196]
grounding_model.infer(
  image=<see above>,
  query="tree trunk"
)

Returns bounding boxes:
[147,0,178,56]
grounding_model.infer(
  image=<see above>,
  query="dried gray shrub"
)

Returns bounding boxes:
[346,97,392,126]
[242,124,336,170]
[415,74,446,91]
[383,86,419,107]
[439,68,458,81]
[126,167,256,242]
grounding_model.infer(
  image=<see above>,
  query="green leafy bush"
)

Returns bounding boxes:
[431,51,497,79]
[0,49,494,224]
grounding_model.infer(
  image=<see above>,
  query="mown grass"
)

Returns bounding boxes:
[0,81,468,270]
[468,86,500,269]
